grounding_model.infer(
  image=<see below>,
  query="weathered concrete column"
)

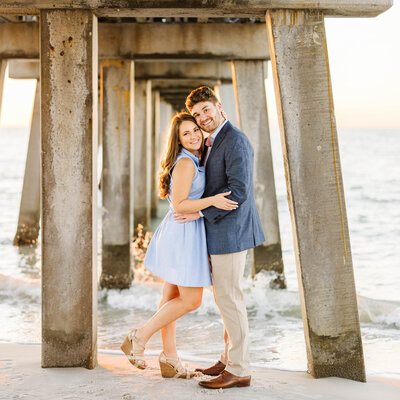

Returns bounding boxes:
[267,9,365,381]
[41,10,98,369]
[151,90,160,218]
[215,83,238,127]
[232,60,285,288]
[99,60,133,289]
[14,81,41,245]
[158,100,173,156]
[0,59,6,119]
[155,99,173,198]
[133,79,152,233]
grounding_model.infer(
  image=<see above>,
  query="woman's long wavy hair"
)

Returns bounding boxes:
[158,112,202,199]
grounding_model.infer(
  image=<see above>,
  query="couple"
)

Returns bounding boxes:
[121,86,265,389]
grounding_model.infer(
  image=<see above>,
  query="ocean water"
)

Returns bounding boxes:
[0,126,399,376]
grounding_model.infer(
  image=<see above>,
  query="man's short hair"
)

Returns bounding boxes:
[185,86,219,112]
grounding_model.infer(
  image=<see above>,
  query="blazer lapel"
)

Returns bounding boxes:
[199,137,208,167]
[205,121,231,171]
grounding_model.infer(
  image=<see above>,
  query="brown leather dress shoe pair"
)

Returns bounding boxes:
[195,360,226,376]
[199,370,251,389]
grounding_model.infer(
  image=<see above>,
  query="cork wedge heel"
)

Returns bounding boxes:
[120,329,147,369]
[158,352,196,379]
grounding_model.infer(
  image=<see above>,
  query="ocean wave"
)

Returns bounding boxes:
[360,193,400,204]
[0,273,40,303]
[2,271,400,330]
[97,270,302,319]
[358,295,400,328]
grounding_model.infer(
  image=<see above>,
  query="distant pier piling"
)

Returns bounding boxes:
[100,60,134,289]
[217,83,238,127]
[0,59,6,119]
[14,81,41,245]
[133,79,152,234]
[232,60,286,288]
[151,90,160,219]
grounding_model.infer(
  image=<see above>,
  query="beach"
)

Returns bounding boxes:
[1,342,399,400]
[1,127,400,396]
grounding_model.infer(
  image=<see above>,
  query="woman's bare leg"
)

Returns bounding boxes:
[136,285,203,345]
[159,282,179,358]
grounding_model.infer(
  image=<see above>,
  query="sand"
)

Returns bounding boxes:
[1,343,399,400]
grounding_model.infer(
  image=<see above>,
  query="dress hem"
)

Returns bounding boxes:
[145,265,212,288]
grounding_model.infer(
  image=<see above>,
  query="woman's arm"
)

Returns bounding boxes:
[170,158,238,214]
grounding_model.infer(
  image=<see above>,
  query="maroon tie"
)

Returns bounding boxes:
[205,136,212,147]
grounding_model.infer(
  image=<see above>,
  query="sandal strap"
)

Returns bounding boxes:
[127,354,146,362]
[174,368,191,379]
[128,329,145,351]
[160,352,192,378]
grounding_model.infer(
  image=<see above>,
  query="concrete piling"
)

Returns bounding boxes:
[216,83,238,128]
[151,90,160,219]
[99,60,134,289]
[14,81,41,246]
[232,60,286,288]
[0,59,6,119]
[40,10,98,369]
[267,9,365,381]
[157,98,173,176]
[133,79,152,233]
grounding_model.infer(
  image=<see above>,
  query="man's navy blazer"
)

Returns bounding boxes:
[201,121,265,255]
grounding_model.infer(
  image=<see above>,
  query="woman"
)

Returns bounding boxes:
[121,112,238,379]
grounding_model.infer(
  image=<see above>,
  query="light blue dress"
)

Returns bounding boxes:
[144,148,212,287]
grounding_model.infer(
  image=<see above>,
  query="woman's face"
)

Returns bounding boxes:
[178,120,203,154]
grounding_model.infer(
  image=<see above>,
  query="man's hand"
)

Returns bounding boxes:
[173,212,201,224]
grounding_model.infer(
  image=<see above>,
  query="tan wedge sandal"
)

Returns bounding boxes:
[120,329,147,369]
[158,352,196,379]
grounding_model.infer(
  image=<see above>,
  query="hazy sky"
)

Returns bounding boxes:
[1,3,399,129]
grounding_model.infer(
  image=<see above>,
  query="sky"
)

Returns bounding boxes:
[1,3,399,130]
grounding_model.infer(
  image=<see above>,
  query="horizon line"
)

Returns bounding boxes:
[1,124,399,132]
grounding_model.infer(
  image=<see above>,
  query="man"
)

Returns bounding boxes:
[174,86,265,389]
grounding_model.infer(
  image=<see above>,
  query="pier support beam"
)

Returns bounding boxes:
[133,79,152,233]
[267,9,365,381]
[41,10,98,369]
[151,90,160,218]
[100,60,133,289]
[14,81,41,245]
[216,83,238,128]
[156,99,173,182]
[0,60,6,119]
[232,60,285,288]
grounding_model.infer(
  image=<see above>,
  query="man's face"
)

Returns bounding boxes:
[191,101,224,133]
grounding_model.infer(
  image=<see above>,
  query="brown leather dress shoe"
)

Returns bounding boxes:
[195,360,226,376]
[199,370,251,389]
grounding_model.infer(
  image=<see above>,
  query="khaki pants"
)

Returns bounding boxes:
[210,250,250,377]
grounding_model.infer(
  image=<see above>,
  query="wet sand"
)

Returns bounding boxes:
[1,343,399,400]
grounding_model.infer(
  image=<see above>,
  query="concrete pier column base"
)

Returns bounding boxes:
[14,81,41,246]
[101,244,131,288]
[99,60,134,289]
[232,60,285,288]
[133,79,152,233]
[40,10,98,369]
[253,244,285,288]
[267,9,365,381]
